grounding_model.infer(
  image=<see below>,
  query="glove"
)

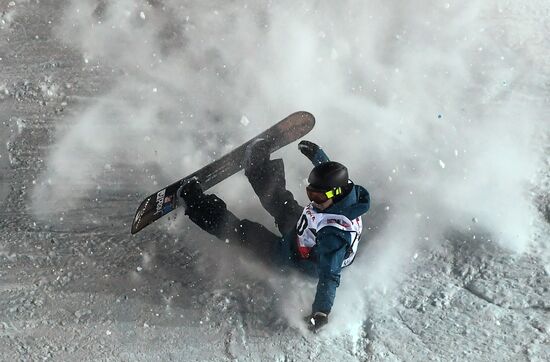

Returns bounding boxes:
[298,140,320,162]
[305,312,328,332]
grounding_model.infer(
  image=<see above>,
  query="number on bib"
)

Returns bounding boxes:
[296,214,308,236]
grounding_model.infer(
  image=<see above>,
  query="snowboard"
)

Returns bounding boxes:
[131,111,315,234]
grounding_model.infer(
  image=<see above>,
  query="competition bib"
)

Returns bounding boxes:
[295,203,362,267]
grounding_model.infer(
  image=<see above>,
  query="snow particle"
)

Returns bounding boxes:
[439,160,446,169]
[106,330,112,335]
[140,11,146,20]
[136,266,143,272]
[240,116,250,126]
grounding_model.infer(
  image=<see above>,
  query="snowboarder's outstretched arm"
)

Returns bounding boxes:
[311,227,351,315]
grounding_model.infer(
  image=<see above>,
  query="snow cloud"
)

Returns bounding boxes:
[32,0,548,331]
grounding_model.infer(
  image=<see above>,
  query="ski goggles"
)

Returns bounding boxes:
[306,185,343,204]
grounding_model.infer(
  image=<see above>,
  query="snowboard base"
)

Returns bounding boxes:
[131,111,315,234]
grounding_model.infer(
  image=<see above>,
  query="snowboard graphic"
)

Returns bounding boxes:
[131,111,315,234]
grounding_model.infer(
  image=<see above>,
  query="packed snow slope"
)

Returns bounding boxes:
[0,1,548,361]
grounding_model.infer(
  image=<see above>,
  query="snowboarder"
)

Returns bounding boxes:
[178,139,370,332]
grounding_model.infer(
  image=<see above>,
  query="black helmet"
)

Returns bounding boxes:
[307,161,349,191]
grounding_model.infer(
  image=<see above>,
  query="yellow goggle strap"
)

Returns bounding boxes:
[324,187,342,199]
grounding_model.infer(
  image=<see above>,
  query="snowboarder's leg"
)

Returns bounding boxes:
[184,192,239,239]
[244,140,303,235]
[187,196,293,266]
[181,180,288,263]
[237,219,293,266]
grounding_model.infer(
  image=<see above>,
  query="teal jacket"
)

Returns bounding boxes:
[287,149,370,314]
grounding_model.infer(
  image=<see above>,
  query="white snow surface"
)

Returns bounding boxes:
[0,1,549,361]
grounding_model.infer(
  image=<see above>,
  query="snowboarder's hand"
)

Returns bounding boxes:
[298,140,320,161]
[305,312,328,332]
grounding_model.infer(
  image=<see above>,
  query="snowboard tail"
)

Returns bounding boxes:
[131,111,315,234]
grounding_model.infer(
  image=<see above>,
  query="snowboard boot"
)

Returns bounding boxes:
[177,177,204,209]
[178,178,231,236]
[244,138,272,178]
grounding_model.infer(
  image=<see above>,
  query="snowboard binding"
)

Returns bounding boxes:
[177,177,203,209]
[244,138,273,177]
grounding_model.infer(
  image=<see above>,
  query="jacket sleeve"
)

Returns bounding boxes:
[311,226,351,314]
[311,147,330,166]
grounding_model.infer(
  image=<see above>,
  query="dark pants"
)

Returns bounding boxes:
[185,159,304,267]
